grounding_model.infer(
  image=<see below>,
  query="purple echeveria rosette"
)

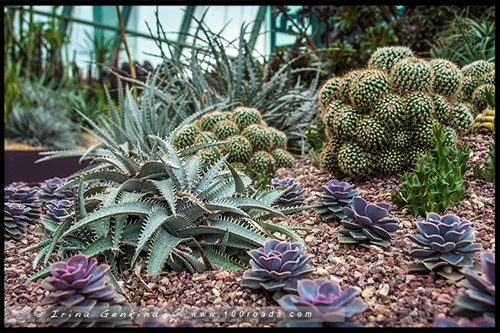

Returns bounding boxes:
[241,239,314,298]
[37,177,77,204]
[268,178,307,208]
[453,252,495,318]
[315,180,358,221]
[40,255,131,327]
[4,202,32,241]
[4,185,41,221]
[407,212,482,281]
[339,197,400,248]
[277,279,367,327]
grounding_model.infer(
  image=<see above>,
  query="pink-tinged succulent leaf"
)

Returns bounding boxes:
[352,197,367,216]
[365,204,388,222]
[430,241,456,253]
[318,280,341,298]
[467,289,495,306]
[264,239,281,253]
[67,255,88,271]
[421,222,440,236]
[297,280,319,303]
[481,252,495,285]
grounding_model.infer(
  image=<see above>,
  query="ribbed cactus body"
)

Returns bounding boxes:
[390,57,435,93]
[338,142,374,178]
[405,91,435,126]
[250,151,276,174]
[348,69,391,111]
[430,59,463,98]
[367,46,414,71]
[318,77,343,109]
[272,149,295,169]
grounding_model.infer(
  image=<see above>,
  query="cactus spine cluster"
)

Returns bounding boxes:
[317,45,475,179]
[172,106,294,176]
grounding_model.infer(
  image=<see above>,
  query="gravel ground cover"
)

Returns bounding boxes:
[4,132,495,328]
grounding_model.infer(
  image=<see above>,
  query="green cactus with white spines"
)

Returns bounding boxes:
[430,59,463,98]
[367,45,415,71]
[318,77,343,109]
[213,119,240,140]
[406,146,427,166]
[250,151,276,174]
[442,126,457,148]
[432,94,453,126]
[320,144,340,173]
[269,127,287,149]
[373,93,406,128]
[451,103,473,135]
[377,148,405,174]
[413,119,439,148]
[348,69,391,111]
[462,60,495,79]
[331,105,361,139]
[322,100,346,129]
[272,149,295,169]
[231,106,262,129]
[388,128,411,151]
[478,69,495,85]
[338,142,374,179]
[356,115,387,149]
[196,146,221,165]
[172,123,200,149]
[223,135,253,163]
[199,111,226,131]
[405,91,435,126]
[193,132,217,148]
[390,57,435,93]
[471,83,495,112]
[241,124,274,152]
[339,70,363,101]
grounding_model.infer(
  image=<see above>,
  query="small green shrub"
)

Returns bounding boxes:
[473,141,495,183]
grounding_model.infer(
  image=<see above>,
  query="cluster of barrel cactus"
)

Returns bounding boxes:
[173,106,294,176]
[317,46,477,179]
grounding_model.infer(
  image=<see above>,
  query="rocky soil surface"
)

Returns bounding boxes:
[4,132,495,327]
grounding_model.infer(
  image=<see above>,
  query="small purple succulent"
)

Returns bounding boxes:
[435,316,495,327]
[339,197,400,247]
[407,212,482,281]
[37,177,77,203]
[41,255,130,327]
[454,252,495,318]
[4,203,32,241]
[315,180,358,220]
[268,178,306,208]
[4,185,41,221]
[278,279,367,327]
[43,199,72,223]
[241,240,314,295]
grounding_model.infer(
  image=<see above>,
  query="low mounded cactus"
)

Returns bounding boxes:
[241,240,314,297]
[268,178,307,208]
[339,197,400,248]
[407,213,482,281]
[315,180,358,221]
[317,46,473,179]
[453,252,495,318]
[277,279,367,327]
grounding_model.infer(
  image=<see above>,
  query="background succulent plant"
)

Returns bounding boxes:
[277,279,367,327]
[241,240,314,298]
[4,203,33,241]
[40,254,131,327]
[268,178,307,209]
[37,177,77,204]
[453,252,495,318]
[316,46,474,179]
[339,197,400,248]
[315,180,358,221]
[4,184,41,221]
[407,213,482,281]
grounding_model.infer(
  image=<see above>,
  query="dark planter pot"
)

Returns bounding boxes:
[4,150,89,185]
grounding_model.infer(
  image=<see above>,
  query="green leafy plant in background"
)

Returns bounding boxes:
[304,118,327,168]
[3,56,22,126]
[391,123,471,218]
[429,8,495,67]
[473,141,495,184]
[146,9,321,155]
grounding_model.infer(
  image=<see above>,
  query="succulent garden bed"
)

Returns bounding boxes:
[4,131,494,328]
